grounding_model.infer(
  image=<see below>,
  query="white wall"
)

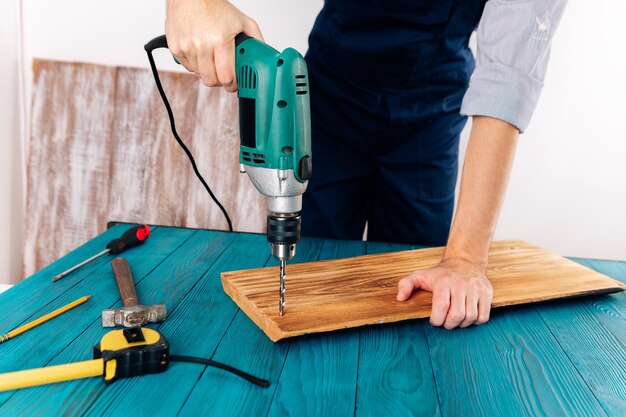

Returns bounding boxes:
[0,0,25,284]
[488,0,626,260]
[20,0,322,107]
[0,0,623,283]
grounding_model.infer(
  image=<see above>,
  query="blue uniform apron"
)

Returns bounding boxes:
[301,0,486,246]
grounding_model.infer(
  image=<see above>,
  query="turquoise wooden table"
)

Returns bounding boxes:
[0,224,624,416]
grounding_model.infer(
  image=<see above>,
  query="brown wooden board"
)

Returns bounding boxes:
[221,240,626,342]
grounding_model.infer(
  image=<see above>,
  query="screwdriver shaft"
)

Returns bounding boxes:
[52,249,110,282]
[279,260,286,316]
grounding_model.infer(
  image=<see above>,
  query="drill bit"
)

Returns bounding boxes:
[279,260,286,316]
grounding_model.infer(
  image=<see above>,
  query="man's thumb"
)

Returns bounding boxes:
[397,272,429,301]
[397,276,416,301]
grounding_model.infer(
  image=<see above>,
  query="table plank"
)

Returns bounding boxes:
[0,224,130,333]
[570,259,626,342]
[356,241,440,417]
[177,237,328,416]
[425,321,532,417]
[357,322,439,417]
[70,229,242,417]
[0,226,196,414]
[486,308,609,416]
[266,239,366,417]
[1,228,624,417]
[535,301,626,415]
[533,258,626,416]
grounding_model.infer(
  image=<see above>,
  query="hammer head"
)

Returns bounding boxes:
[101,304,166,328]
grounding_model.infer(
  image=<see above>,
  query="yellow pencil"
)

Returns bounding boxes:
[0,295,91,344]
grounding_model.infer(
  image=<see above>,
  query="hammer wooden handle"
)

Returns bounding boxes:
[111,258,139,307]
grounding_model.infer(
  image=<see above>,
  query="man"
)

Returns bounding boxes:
[165,0,567,329]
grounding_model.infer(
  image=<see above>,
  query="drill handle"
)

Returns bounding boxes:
[235,33,252,46]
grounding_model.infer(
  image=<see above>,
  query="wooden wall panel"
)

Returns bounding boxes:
[23,59,265,277]
[188,83,265,233]
[107,67,199,228]
[25,60,117,276]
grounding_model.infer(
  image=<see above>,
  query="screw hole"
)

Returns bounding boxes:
[277,59,284,67]
[239,48,245,55]
[282,146,293,154]
[277,100,287,108]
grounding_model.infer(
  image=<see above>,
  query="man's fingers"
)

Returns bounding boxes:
[443,286,466,330]
[429,286,451,327]
[460,289,479,328]
[175,55,195,74]
[197,49,220,87]
[476,300,491,325]
[242,18,264,42]
[476,287,493,325]
[169,38,200,75]
[214,41,237,92]
[169,47,195,74]
[187,52,201,77]
[164,0,262,93]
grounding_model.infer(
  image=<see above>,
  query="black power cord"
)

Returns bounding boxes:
[144,35,234,232]
[170,355,269,388]
[143,36,266,389]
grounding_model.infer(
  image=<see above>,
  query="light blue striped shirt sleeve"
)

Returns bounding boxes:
[460,0,568,132]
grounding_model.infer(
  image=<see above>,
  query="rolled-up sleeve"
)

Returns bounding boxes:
[460,0,568,132]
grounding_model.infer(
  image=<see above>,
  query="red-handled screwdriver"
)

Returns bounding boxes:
[52,225,151,282]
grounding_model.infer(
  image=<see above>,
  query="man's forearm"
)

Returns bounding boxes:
[444,116,519,269]
[397,115,516,327]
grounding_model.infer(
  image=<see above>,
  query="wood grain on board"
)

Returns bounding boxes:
[221,240,626,342]
[24,59,264,277]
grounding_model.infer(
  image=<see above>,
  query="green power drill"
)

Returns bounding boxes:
[145,34,312,316]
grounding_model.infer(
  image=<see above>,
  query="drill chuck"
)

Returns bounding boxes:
[267,214,300,262]
[271,243,296,262]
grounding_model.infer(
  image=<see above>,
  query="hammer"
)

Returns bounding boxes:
[101,258,166,327]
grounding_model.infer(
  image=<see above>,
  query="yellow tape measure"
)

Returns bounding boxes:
[0,328,169,391]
